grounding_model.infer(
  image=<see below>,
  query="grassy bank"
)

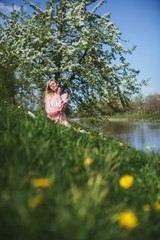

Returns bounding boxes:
[0,102,160,240]
[107,113,160,121]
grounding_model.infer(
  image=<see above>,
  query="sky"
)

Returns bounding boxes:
[0,0,160,97]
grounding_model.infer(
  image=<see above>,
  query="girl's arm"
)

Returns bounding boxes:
[45,92,66,116]
[56,88,68,111]
[45,96,58,116]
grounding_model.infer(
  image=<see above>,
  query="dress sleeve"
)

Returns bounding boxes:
[61,93,69,107]
[45,95,67,116]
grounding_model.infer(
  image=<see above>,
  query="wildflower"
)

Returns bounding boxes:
[99,132,103,136]
[18,106,21,108]
[28,195,43,208]
[28,111,36,118]
[154,201,160,211]
[116,211,138,229]
[151,144,156,148]
[32,178,52,188]
[88,132,91,134]
[77,127,81,132]
[119,142,124,147]
[119,175,134,189]
[4,100,7,103]
[104,137,106,140]
[89,136,94,140]
[84,157,93,166]
[143,204,151,212]
[146,145,150,149]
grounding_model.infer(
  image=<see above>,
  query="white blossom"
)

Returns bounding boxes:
[0,0,146,109]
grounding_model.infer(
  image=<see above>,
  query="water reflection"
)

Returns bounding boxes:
[73,118,160,153]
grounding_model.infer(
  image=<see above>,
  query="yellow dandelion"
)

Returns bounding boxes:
[143,204,151,212]
[154,201,160,211]
[146,145,150,149]
[28,195,43,208]
[89,136,94,140]
[18,106,21,108]
[104,137,106,140]
[116,211,138,229]
[84,157,93,166]
[32,178,52,188]
[88,132,91,135]
[119,175,134,189]
[151,144,156,148]
[119,142,124,147]
[77,127,81,132]
[99,132,103,136]
[4,100,7,103]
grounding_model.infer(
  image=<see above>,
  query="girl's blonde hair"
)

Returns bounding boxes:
[45,79,59,102]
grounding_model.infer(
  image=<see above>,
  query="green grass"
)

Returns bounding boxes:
[107,113,160,121]
[0,101,160,240]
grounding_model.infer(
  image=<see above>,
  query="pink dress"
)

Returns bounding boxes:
[45,93,70,127]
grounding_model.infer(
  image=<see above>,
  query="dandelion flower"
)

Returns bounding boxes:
[119,175,134,189]
[146,145,150,150]
[89,136,94,140]
[18,106,21,108]
[104,137,106,140]
[151,144,156,148]
[88,132,91,134]
[116,211,138,229]
[154,201,160,211]
[99,133,103,136]
[119,142,124,147]
[84,157,93,166]
[4,100,7,103]
[143,204,151,212]
[28,195,43,208]
[77,127,81,132]
[32,178,52,188]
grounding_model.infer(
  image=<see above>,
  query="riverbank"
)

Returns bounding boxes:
[71,117,160,153]
[1,102,160,240]
[107,113,160,122]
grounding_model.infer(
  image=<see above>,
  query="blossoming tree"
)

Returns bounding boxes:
[0,0,146,110]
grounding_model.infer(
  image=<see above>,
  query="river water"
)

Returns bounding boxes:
[72,118,160,153]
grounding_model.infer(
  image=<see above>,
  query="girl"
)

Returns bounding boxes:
[45,79,70,127]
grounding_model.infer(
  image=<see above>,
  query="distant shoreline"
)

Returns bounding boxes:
[71,113,160,122]
[107,118,160,122]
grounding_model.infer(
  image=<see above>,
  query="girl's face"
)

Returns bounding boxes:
[49,81,58,92]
